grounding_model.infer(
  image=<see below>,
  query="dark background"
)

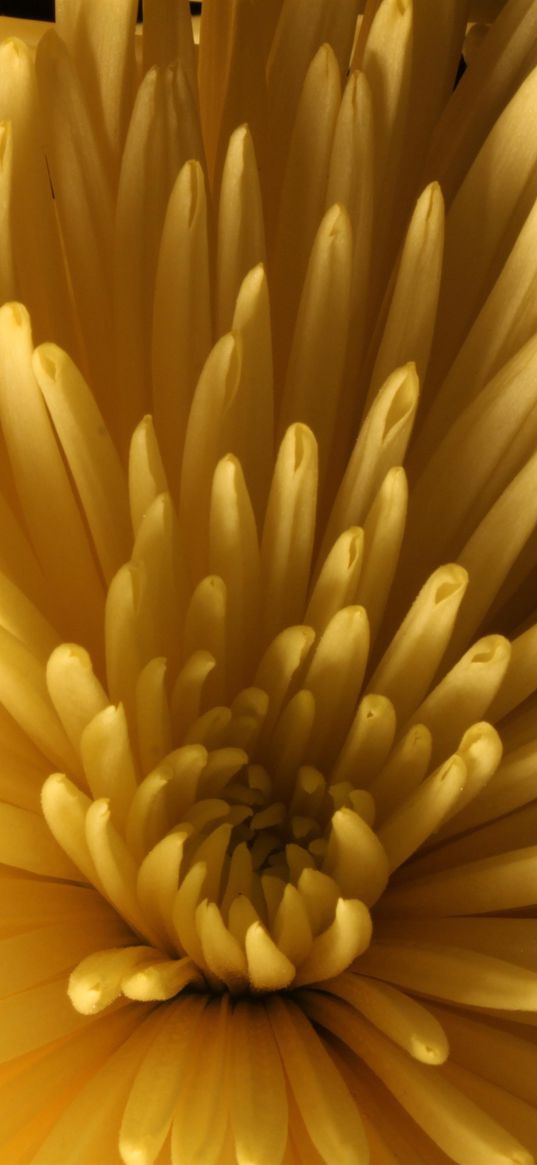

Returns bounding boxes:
[1,1,57,14]
[0,2,202,17]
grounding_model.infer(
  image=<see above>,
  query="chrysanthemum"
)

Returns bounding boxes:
[1,0,537,1161]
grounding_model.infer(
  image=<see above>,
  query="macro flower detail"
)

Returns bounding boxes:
[1,0,537,1161]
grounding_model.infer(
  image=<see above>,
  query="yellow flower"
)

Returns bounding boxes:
[0,0,537,1162]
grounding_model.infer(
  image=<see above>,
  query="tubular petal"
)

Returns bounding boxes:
[230,1000,289,1165]
[294,898,372,986]
[68,946,159,1014]
[268,996,369,1165]
[304,992,534,1165]
[322,972,450,1064]
[119,998,206,1165]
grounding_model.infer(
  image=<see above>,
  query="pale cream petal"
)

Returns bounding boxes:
[0,37,75,350]
[55,0,137,177]
[80,703,139,827]
[355,467,408,642]
[324,971,449,1064]
[128,416,169,537]
[326,70,374,395]
[230,1000,288,1165]
[407,635,511,765]
[31,1009,162,1165]
[122,955,203,1002]
[0,977,93,1065]
[408,334,537,575]
[0,485,46,614]
[416,721,503,839]
[211,0,268,193]
[414,213,537,471]
[356,0,413,287]
[451,451,537,654]
[196,899,248,990]
[0,1005,141,1152]
[113,60,203,438]
[225,687,268,755]
[381,847,537,916]
[182,577,227,706]
[41,773,100,884]
[260,425,318,647]
[0,750,46,813]
[330,692,396,789]
[431,62,537,382]
[229,264,275,520]
[439,737,537,835]
[85,798,159,942]
[368,182,444,404]
[358,938,537,1010]
[278,203,352,483]
[268,996,369,1165]
[369,723,432,821]
[209,456,260,695]
[181,699,231,745]
[46,644,108,753]
[172,861,209,970]
[267,12,343,225]
[0,303,104,647]
[196,0,234,179]
[142,0,195,82]
[273,43,343,384]
[244,920,295,991]
[302,605,369,766]
[152,160,212,499]
[0,916,130,997]
[375,916,537,971]
[105,563,145,721]
[35,30,115,402]
[68,946,158,1015]
[0,875,107,931]
[391,0,467,196]
[132,492,186,671]
[34,343,131,582]
[217,126,265,336]
[304,992,533,1165]
[254,625,315,741]
[377,754,467,872]
[135,658,173,776]
[0,564,57,662]
[490,623,537,721]
[443,1060,537,1161]
[0,626,77,771]
[322,807,389,906]
[433,1005,537,1108]
[179,333,241,578]
[136,828,193,949]
[171,998,230,1165]
[0,798,79,880]
[369,564,467,725]
[170,651,217,744]
[426,0,537,204]
[294,898,372,986]
[323,364,417,555]
[273,883,313,967]
[306,528,364,634]
[268,690,316,797]
[0,121,15,305]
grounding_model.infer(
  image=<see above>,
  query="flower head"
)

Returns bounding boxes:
[1,1,537,1162]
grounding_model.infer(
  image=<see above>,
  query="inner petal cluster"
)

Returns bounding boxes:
[42,619,393,1008]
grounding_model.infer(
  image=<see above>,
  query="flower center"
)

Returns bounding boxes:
[43,667,390,1014]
